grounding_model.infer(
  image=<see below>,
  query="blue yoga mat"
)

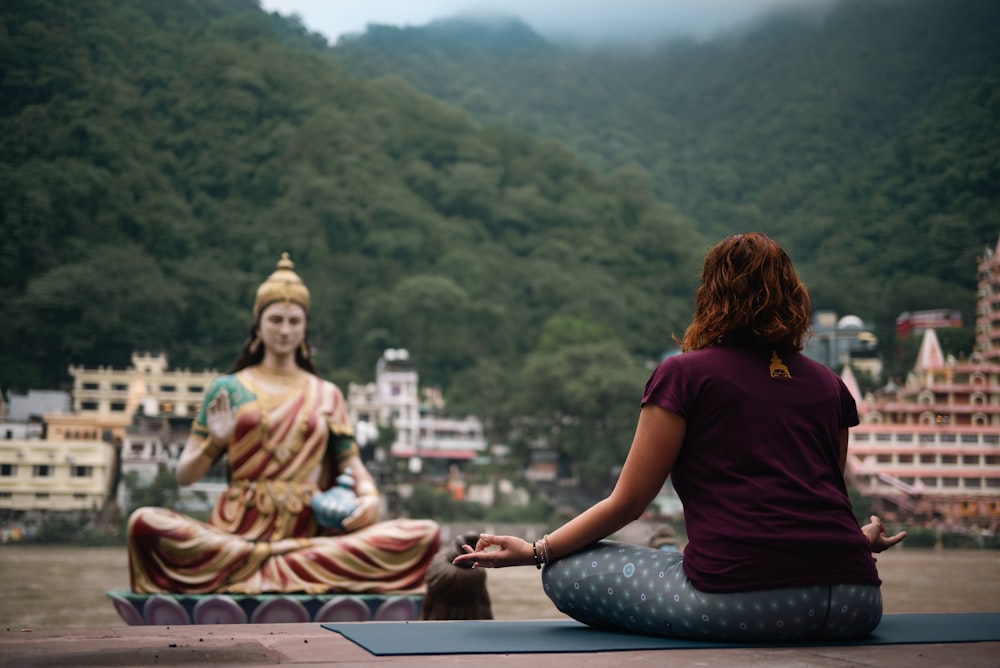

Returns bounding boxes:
[322,613,1000,655]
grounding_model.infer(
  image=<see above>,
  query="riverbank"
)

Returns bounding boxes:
[0,542,997,628]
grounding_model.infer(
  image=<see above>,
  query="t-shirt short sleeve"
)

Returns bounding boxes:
[641,356,691,419]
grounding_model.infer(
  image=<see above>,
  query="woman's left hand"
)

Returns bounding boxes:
[341,494,380,532]
[861,515,907,553]
[452,533,535,569]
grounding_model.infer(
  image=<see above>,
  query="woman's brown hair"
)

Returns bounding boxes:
[680,233,811,352]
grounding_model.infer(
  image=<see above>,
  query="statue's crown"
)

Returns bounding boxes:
[254,253,310,317]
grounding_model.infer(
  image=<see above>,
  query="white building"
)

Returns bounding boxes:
[347,349,488,470]
[804,311,882,380]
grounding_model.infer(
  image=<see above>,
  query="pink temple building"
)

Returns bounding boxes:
[845,236,1000,529]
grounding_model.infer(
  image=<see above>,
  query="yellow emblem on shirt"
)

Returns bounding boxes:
[769,350,792,378]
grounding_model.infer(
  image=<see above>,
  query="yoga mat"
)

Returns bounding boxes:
[322,613,1000,656]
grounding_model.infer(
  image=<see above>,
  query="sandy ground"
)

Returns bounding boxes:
[0,543,997,628]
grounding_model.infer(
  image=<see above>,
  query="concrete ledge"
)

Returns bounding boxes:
[2,624,999,668]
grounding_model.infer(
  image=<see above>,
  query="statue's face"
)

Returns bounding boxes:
[258,301,306,357]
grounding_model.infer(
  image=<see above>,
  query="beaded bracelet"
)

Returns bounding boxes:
[532,541,542,569]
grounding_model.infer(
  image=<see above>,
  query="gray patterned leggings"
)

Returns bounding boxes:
[541,541,882,642]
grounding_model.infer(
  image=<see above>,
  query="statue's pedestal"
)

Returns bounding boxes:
[107,590,423,625]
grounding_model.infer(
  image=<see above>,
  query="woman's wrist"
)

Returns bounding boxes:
[532,535,553,569]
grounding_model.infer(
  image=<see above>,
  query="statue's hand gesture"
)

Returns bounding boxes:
[206,390,235,446]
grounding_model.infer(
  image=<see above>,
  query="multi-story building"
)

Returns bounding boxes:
[0,389,118,520]
[66,351,217,444]
[846,236,1000,528]
[0,434,117,517]
[347,349,487,473]
[66,351,224,511]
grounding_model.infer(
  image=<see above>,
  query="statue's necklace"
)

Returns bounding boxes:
[248,367,309,463]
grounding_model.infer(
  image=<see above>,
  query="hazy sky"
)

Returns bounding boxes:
[259,0,828,45]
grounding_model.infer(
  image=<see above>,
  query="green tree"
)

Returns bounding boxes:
[123,467,181,512]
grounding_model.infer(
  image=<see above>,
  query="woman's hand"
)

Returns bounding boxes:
[451,533,535,569]
[861,515,907,553]
[341,494,380,532]
[206,391,235,446]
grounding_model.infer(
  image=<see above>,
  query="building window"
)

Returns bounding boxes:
[35,492,50,499]
[921,477,938,488]
[986,456,1000,466]
[0,464,15,476]
[896,433,913,442]
[82,401,98,410]
[984,435,999,445]
[391,384,401,396]
[189,385,203,393]
[920,454,936,464]
[942,477,960,488]
[987,478,1000,489]
[940,433,957,443]
[112,383,128,391]
[83,382,99,390]
[32,464,53,477]
[919,434,935,443]
[961,434,979,444]
[941,455,958,465]
[876,454,892,464]
[898,454,913,464]
[972,413,989,427]
[876,433,891,442]
[71,466,93,477]
[965,478,982,488]
[0,491,11,498]
[854,433,869,442]
[110,402,126,412]
[72,493,87,500]
[962,455,980,466]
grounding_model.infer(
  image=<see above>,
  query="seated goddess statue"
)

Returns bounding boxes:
[127,254,441,595]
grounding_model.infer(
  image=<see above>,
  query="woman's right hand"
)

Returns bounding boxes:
[206,390,235,446]
[861,515,907,553]
[452,533,535,569]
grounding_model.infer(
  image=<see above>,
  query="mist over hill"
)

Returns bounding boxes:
[330,0,999,351]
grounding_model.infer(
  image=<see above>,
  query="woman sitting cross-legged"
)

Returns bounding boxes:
[454,233,905,642]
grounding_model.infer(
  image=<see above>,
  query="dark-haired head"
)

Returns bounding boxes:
[680,233,811,352]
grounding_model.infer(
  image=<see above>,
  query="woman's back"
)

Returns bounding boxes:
[643,344,878,592]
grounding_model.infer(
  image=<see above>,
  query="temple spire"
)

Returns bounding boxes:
[840,363,862,404]
[913,328,945,372]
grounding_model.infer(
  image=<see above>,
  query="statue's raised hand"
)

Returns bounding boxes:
[206,390,235,446]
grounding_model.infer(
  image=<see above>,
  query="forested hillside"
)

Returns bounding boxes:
[1,0,710,483]
[1,0,997,486]
[331,0,1000,357]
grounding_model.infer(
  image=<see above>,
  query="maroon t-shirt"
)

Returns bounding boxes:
[642,344,880,592]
